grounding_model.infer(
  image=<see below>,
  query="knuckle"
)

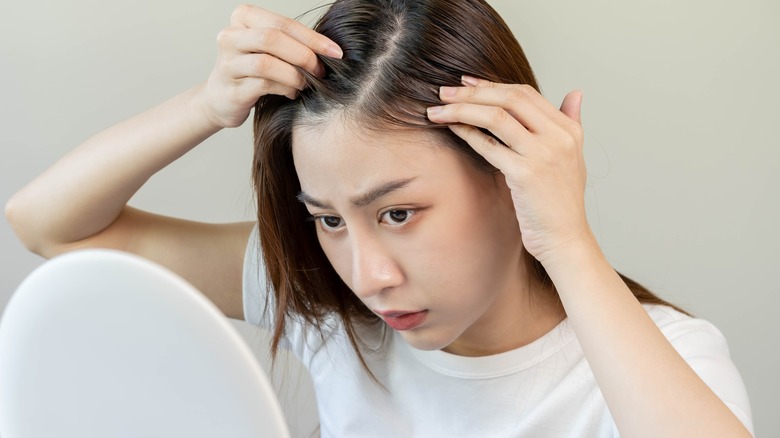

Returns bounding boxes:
[215,27,236,48]
[507,86,530,102]
[255,78,272,94]
[481,133,501,150]
[562,135,576,151]
[519,83,537,94]
[256,27,279,48]
[231,4,251,23]
[253,54,272,75]
[558,125,583,151]
[490,107,509,123]
[273,15,293,33]
[215,29,227,45]
[564,131,581,151]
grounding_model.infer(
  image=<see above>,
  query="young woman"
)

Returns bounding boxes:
[6,0,753,436]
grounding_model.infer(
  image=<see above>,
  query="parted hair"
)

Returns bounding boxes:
[252,0,685,372]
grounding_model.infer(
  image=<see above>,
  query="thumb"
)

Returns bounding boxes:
[560,90,583,124]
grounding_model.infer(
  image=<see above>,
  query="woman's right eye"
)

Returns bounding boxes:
[315,215,344,232]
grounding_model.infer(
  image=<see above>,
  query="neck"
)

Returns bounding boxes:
[442,268,566,357]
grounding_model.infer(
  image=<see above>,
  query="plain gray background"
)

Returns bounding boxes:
[1,0,777,436]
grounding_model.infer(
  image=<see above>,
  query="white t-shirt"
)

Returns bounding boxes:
[242,227,753,437]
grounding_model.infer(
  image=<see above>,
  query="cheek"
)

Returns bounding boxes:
[412,209,498,282]
[316,232,353,286]
[420,196,520,290]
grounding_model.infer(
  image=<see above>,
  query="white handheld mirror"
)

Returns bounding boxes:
[0,249,290,438]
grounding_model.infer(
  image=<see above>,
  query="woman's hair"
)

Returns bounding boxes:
[252,0,686,372]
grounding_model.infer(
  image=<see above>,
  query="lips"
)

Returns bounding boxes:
[376,310,428,331]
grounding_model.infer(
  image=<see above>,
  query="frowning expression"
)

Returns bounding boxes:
[292,118,528,354]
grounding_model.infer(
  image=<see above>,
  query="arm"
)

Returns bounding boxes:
[427,78,751,437]
[5,5,342,319]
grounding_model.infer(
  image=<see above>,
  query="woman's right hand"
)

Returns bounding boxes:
[6,5,342,317]
[199,4,343,128]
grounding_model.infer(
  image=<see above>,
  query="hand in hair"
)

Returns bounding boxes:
[428,78,752,437]
[201,5,343,128]
[426,77,588,267]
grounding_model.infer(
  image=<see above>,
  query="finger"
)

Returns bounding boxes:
[439,84,551,133]
[451,80,572,127]
[230,53,306,90]
[238,77,300,100]
[223,27,323,77]
[231,5,342,58]
[461,75,522,89]
[427,103,534,156]
[448,124,527,173]
[559,90,583,123]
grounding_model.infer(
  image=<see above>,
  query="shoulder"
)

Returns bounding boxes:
[643,304,737,361]
[643,304,754,435]
[643,304,740,378]
[644,304,721,339]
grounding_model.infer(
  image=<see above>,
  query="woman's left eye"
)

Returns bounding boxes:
[380,209,415,226]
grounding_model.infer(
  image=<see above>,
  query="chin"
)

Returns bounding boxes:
[397,327,460,352]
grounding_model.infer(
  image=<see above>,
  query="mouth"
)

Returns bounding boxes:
[375,310,428,331]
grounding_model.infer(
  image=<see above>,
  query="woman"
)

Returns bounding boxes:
[6,0,752,436]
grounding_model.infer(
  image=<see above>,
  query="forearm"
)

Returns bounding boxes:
[544,234,751,437]
[5,83,221,255]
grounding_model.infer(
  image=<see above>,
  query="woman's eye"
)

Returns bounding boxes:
[380,209,415,226]
[317,216,344,231]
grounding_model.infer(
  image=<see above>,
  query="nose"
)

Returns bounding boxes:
[350,233,404,299]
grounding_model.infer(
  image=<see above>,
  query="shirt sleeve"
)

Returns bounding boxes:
[648,305,754,436]
[242,224,271,328]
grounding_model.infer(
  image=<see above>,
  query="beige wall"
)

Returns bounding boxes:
[1,0,777,435]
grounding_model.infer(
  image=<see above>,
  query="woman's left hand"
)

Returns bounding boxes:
[426,76,593,266]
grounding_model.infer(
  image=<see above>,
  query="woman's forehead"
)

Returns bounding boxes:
[292,120,449,166]
[291,121,473,204]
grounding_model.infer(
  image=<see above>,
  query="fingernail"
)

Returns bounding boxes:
[461,75,479,86]
[427,106,443,117]
[326,43,343,59]
[440,86,457,98]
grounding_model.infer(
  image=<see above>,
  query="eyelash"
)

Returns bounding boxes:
[307,208,419,233]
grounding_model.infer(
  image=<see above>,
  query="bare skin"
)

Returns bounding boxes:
[427,77,751,437]
[5,5,750,437]
[5,5,342,319]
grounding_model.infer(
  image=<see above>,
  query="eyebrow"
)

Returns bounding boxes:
[297,177,417,209]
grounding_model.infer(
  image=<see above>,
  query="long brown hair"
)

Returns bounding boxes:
[252,0,685,373]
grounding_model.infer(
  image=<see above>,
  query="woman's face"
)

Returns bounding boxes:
[292,118,544,355]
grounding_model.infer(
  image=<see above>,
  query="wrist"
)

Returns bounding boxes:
[188,83,226,134]
[538,229,606,281]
